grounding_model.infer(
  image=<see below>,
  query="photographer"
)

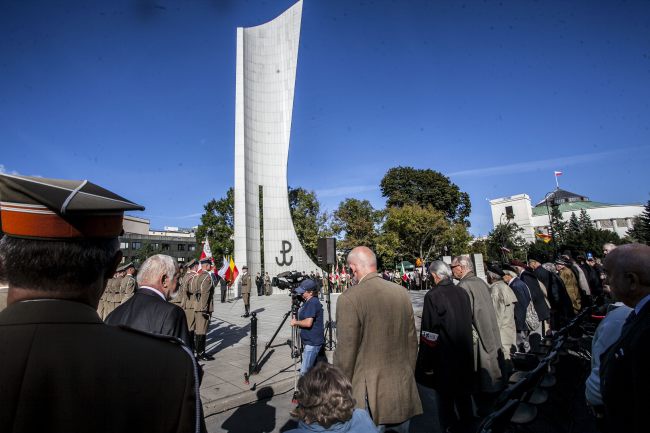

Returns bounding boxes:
[290,279,324,375]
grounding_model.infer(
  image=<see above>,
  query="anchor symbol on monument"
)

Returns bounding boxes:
[275,240,293,266]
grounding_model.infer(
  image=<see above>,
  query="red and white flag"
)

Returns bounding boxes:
[199,236,212,260]
[554,171,563,176]
[217,256,228,279]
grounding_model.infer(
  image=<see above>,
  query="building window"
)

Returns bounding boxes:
[615,218,628,228]
[178,257,185,263]
[178,244,185,251]
[120,242,129,249]
[600,219,613,228]
[188,244,196,252]
[162,243,170,251]
[505,206,514,220]
[152,243,160,250]
[131,242,142,250]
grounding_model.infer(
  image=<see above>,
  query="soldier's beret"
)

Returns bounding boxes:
[199,258,212,265]
[187,258,198,268]
[0,174,143,240]
[242,265,248,269]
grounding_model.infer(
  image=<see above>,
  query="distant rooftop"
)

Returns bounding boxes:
[532,200,614,216]
[534,188,590,207]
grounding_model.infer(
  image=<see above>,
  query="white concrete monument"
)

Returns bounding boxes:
[233,0,320,292]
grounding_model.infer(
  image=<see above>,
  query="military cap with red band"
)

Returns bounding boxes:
[0,174,144,239]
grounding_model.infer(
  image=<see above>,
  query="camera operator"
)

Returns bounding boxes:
[290,279,324,375]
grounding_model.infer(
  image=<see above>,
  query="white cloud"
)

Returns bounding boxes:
[448,146,650,178]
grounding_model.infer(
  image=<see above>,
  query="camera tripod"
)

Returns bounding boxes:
[247,300,302,376]
[322,268,337,350]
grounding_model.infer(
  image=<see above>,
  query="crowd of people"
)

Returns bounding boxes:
[0,173,648,433]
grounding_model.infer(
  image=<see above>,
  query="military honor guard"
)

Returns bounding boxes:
[191,258,215,360]
[0,173,204,433]
[240,265,251,317]
[264,272,272,296]
[119,262,137,304]
[182,258,199,343]
[256,272,263,296]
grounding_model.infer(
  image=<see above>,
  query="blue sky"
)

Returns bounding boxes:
[1,0,649,236]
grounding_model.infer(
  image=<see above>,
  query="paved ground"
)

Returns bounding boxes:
[200,289,426,428]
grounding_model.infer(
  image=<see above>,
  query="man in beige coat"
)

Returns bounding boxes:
[334,246,422,432]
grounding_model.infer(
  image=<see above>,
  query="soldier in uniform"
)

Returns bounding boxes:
[239,265,251,317]
[264,272,272,296]
[182,258,199,344]
[119,262,137,304]
[97,276,110,319]
[255,272,263,296]
[191,258,215,360]
[0,174,204,433]
[219,274,227,303]
[171,263,188,310]
[103,268,121,319]
[112,267,125,313]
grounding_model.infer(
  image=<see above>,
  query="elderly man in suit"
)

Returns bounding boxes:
[106,254,192,348]
[600,243,650,433]
[335,246,422,433]
[413,260,474,433]
[0,174,203,433]
[451,255,505,412]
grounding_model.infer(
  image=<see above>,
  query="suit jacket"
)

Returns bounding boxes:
[415,279,474,394]
[600,300,650,433]
[106,288,192,348]
[519,269,550,321]
[0,299,203,433]
[508,277,531,332]
[458,272,504,392]
[334,272,422,425]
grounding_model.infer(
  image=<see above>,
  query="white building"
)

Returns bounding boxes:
[233,0,321,291]
[489,189,644,243]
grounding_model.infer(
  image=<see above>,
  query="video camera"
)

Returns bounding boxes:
[273,271,312,308]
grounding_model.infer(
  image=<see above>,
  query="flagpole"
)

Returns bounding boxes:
[555,173,559,189]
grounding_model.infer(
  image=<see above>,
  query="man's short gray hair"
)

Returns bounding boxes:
[428,260,452,280]
[137,254,177,286]
[452,255,474,272]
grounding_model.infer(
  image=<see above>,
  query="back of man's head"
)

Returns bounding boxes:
[603,243,650,307]
[0,236,120,301]
[428,260,452,282]
[347,246,377,278]
[137,254,176,287]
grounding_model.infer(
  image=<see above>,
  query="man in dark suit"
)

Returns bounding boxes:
[600,243,650,433]
[413,260,474,433]
[106,254,192,348]
[0,174,204,433]
[335,246,422,432]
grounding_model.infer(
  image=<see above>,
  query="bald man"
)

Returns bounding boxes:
[600,244,650,433]
[334,246,422,432]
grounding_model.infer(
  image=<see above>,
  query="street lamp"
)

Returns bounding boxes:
[544,191,559,258]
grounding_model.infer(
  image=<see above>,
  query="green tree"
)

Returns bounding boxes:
[627,199,650,245]
[135,243,155,266]
[527,240,555,264]
[548,203,567,247]
[379,166,471,224]
[486,222,527,262]
[196,188,234,259]
[288,187,331,262]
[331,198,381,251]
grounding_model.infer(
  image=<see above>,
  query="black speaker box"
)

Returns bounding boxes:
[317,238,336,266]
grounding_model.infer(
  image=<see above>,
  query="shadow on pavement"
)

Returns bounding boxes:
[220,387,276,433]
[207,322,251,355]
